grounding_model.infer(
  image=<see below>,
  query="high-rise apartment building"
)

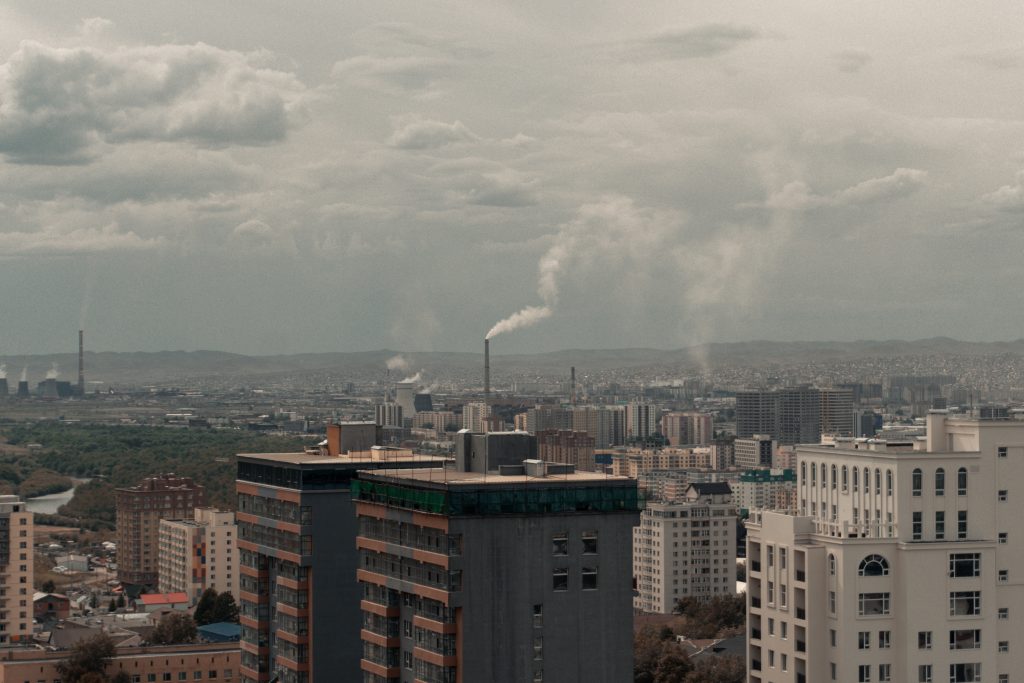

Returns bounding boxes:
[353,461,641,682]
[461,401,491,432]
[0,496,33,644]
[745,411,1024,683]
[819,388,855,437]
[736,388,823,446]
[736,391,778,440]
[733,469,796,512]
[537,429,597,471]
[735,435,777,469]
[571,405,626,448]
[661,412,714,446]
[158,508,238,603]
[627,403,660,441]
[375,403,403,429]
[236,442,443,683]
[634,483,736,613]
[116,474,205,587]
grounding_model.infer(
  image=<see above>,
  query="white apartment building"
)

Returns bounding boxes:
[462,401,491,432]
[634,483,737,613]
[0,496,33,644]
[158,508,237,603]
[746,411,1022,683]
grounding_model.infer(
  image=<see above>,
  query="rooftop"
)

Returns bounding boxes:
[238,449,446,466]
[360,467,631,487]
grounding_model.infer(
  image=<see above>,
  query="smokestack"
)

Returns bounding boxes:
[78,329,85,397]
[0,379,7,399]
[484,338,490,402]
[16,380,29,399]
[571,366,576,405]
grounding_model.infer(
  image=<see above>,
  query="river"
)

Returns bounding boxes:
[25,477,91,515]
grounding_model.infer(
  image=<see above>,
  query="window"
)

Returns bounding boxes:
[552,567,568,591]
[958,511,968,539]
[878,631,890,649]
[829,591,836,614]
[999,446,1007,458]
[552,533,568,555]
[950,591,981,616]
[853,467,859,492]
[811,463,816,485]
[858,592,890,616]
[582,531,598,554]
[828,554,836,575]
[935,511,945,540]
[1000,532,1008,544]
[950,629,981,649]
[768,618,775,636]
[821,464,826,487]
[533,604,543,628]
[949,663,982,682]
[949,553,981,578]
[780,548,787,569]
[912,468,922,496]
[581,567,597,590]
[875,468,881,494]
[935,468,945,495]
[886,469,893,495]
[918,664,932,682]
[831,465,837,490]
[858,554,889,576]
[859,631,871,649]
[919,631,932,649]
[859,664,872,682]
[999,641,1008,652]
[913,511,922,541]
[842,466,848,491]
[999,608,1009,619]
[958,467,967,495]
[830,629,837,647]
[999,675,1008,683]
[801,462,807,482]
[1000,569,1009,582]
[781,622,787,639]
[879,663,891,682]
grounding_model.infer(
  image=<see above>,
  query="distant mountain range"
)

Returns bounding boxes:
[3,338,1024,386]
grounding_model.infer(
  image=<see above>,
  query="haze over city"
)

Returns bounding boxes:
[2,2,1024,355]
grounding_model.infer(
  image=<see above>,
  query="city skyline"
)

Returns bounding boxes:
[2,3,1024,356]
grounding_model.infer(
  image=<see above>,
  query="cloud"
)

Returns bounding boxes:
[624,23,759,61]
[331,55,452,94]
[388,118,479,149]
[982,171,1024,212]
[0,224,164,257]
[767,168,928,210]
[80,17,114,38]
[0,41,308,164]
[833,49,871,73]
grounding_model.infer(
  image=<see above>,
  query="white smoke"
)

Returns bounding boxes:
[46,362,59,379]
[401,370,424,385]
[386,354,410,372]
[20,367,27,382]
[486,305,552,339]
[0,364,5,380]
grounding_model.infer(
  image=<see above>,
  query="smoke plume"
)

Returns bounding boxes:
[486,305,552,339]
[20,367,27,382]
[386,354,410,372]
[401,371,423,385]
[0,364,5,380]
[46,363,59,379]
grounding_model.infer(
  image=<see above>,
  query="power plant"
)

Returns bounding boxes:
[6,331,88,400]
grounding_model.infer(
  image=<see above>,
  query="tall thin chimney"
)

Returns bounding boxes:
[484,338,490,402]
[78,330,85,397]
[571,366,576,405]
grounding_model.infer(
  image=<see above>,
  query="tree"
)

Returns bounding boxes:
[684,655,746,683]
[56,632,115,683]
[150,612,197,645]
[110,672,132,683]
[89,592,99,609]
[635,625,691,683]
[42,579,56,593]
[107,598,116,613]
[193,588,218,625]
[211,592,239,624]
[116,593,125,608]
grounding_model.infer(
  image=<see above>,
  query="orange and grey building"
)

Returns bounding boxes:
[116,474,206,588]
[353,462,641,683]
[0,495,33,644]
[236,438,443,683]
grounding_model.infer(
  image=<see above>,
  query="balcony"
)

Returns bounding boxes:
[750,597,761,608]
[795,570,805,582]
[751,659,761,671]
[751,628,761,640]
[795,607,806,619]
[750,560,761,572]
[796,640,806,652]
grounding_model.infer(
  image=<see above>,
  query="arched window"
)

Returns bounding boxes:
[886,470,893,496]
[864,468,870,494]
[829,554,836,576]
[801,462,807,483]
[831,465,838,490]
[912,468,922,496]
[858,554,890,577]
[958,467,967,496]
[875,468,881,495]
[852,467,859,492]
[810,462,816,485]
[842,466,848,491]
[935,468,945,496]
[820,464,826,487]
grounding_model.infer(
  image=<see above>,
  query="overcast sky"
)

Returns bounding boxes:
[1,2,1023,355]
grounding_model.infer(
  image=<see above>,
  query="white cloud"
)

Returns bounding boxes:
[767,169,928,210]
[388,119,479,150]
[0,223,163,257]
[622,23,760,61]
[331,55,452,94]
[982,171,1024,211]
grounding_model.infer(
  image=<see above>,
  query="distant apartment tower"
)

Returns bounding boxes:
[819,387,855,436]
[158,508,238,604]
[736,388,823,446]
[626,402,660,441]
[462,401,491,432]
[633,483,736,613]
[353,462,641,682]
[374,402,403,428]
[236,434,443,683]
[661,411,714,446]
[537,429,597,471]
[735,435,777,469]
[732,469,796,512]
[744,411,1024,683]
[116,474,205,587]
[736,391,778,439]
[570,405,626,448]
[525,405,572,433]
[0,496,33,643]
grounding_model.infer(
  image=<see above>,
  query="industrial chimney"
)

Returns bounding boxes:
[16,379,29,399]
[570,366,576,405]
[0,378,7,399]
[484,338,490,402]
[78,329,85,397]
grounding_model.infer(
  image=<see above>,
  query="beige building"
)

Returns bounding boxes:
[462,401,491,432]
[116,474,205,587]
[0,496,33,644]
[537,429,597,471]
[634,483,737,613]
[746,411,1024,683]
[611,447,715,477]
[159,508,238,603]
[662,412,714,446]
[0,642,238,682]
